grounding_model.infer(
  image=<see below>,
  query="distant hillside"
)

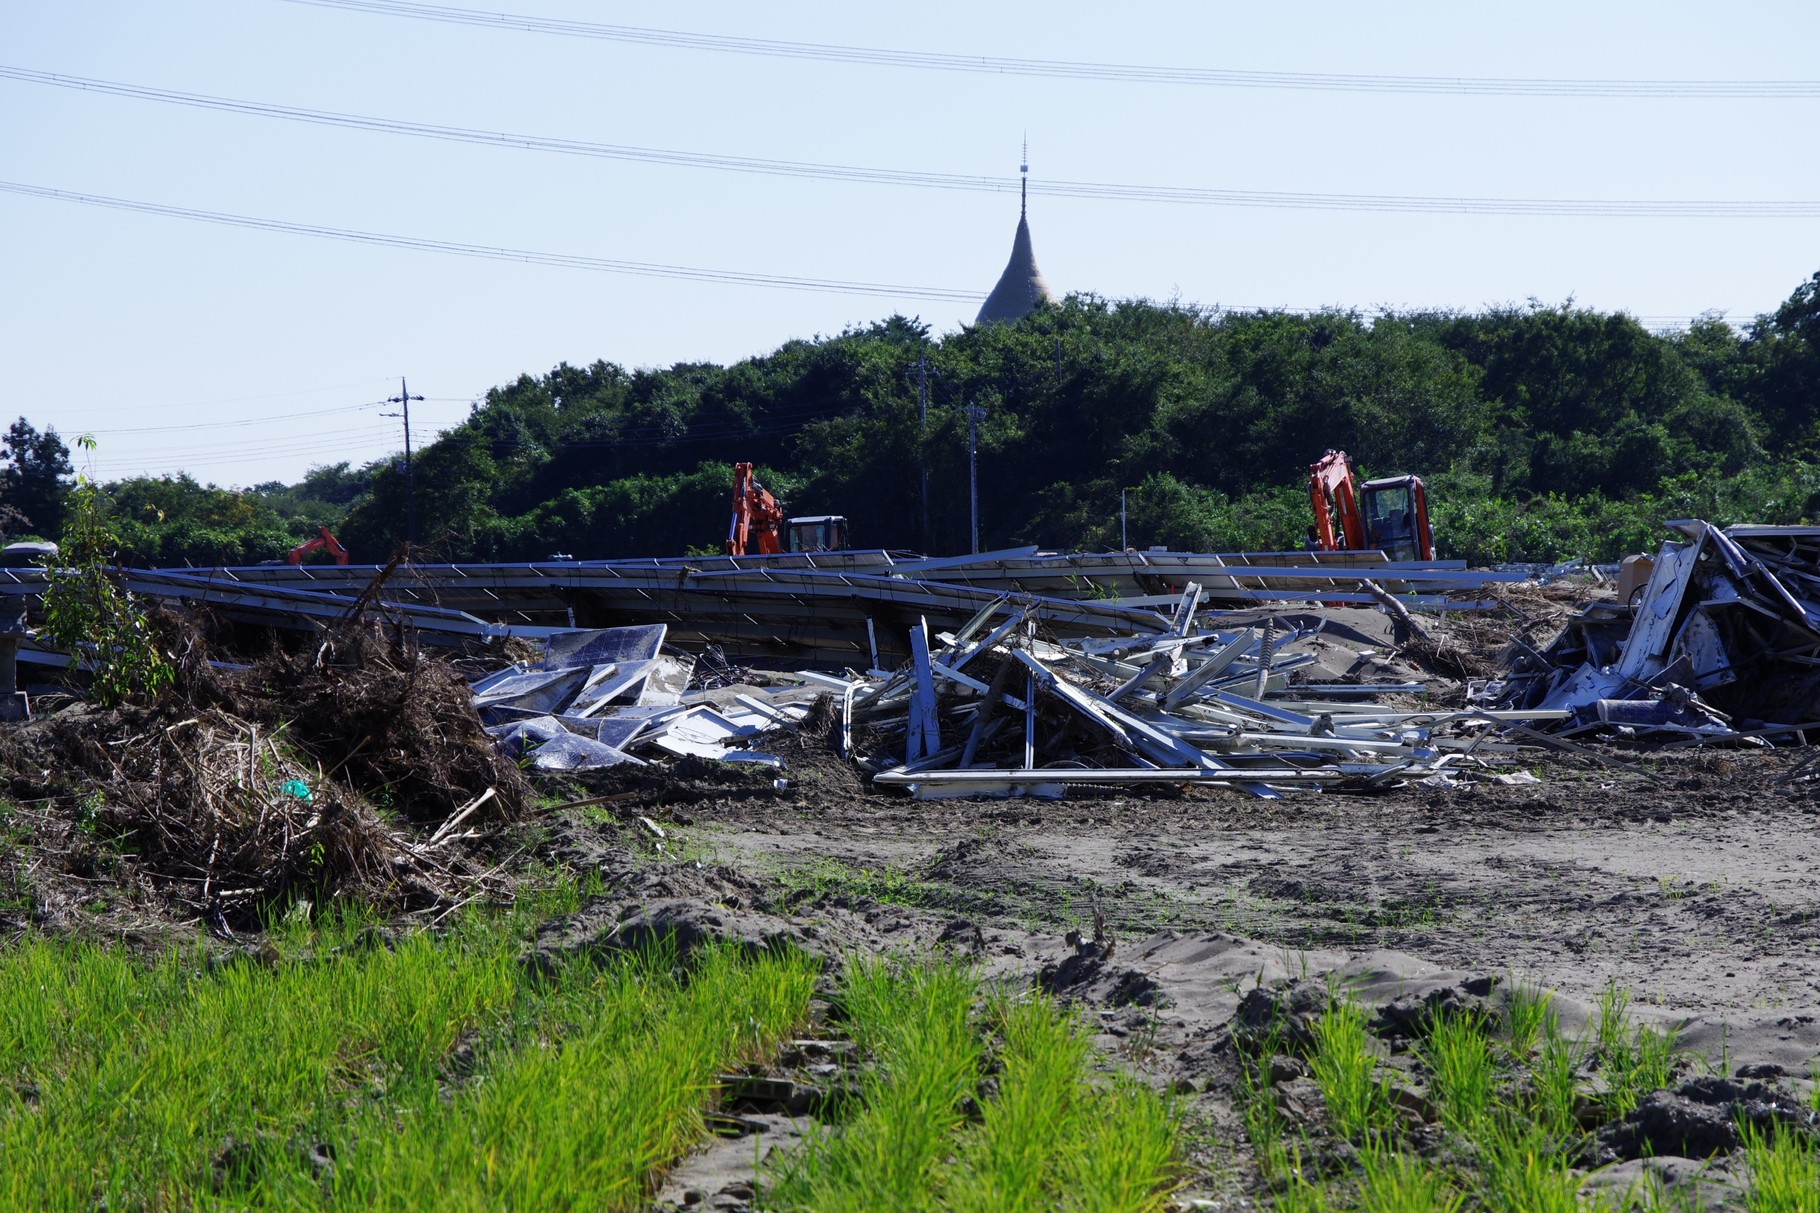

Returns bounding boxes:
[77,268,1820,567]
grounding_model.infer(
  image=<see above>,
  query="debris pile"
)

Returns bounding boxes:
[472,624,822,772]
[0,618,527,928]
[787,586,1549,799]
[1487,521,1820,743]
[234,626,528,826]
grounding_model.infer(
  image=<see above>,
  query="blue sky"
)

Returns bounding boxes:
[3,1,1817,486]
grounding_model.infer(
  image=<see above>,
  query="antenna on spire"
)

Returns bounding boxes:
[1019,134,1028,216]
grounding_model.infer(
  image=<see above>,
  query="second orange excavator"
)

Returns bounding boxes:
[1308,450,1435,563]
[724,462,850,556]
[287,526,350,566]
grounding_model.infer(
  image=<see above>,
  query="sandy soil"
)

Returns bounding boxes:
[679,748,1820,1018]
[582,740,1820,1208]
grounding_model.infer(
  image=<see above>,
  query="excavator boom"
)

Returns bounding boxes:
[287,526,350,566]
[725,462,786,556]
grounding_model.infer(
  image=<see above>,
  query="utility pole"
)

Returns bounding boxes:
[964,403,987,555]
[911,349,933,554]
[384,376,425,547]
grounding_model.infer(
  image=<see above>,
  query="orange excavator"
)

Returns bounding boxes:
[1308,450,1435,563]
[287,526,350,566]
[724,462,850,556]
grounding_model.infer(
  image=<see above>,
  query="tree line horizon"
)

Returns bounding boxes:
[7,267,1820,568]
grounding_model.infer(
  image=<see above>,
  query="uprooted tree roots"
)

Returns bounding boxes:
[230,630,527,829]
[0,619,531,929]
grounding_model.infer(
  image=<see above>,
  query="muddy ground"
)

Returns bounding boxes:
[677,747,1820,1015]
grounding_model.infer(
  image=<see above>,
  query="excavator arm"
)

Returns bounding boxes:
[725,462,786,556]
[287,526,350,566]
[1309,450,1367,551]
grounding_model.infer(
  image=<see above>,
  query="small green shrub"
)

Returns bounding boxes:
[1308,998,1395,1139]
[40,437,174,707]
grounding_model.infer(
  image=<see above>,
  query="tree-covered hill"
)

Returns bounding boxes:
[15,269,1820,567]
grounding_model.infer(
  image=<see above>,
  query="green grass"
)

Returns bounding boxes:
[1741,1122,1820,1213]
[1226,982,1820,1211]
[1234,1021,1299,1186]
[773,856,943,909]
[1421,1013,1496,1132]
[772,956,983,1211]
[1592,980,1681,1116]
[1529,1021,1587,1139]
[0,918,815,1210]
[768,958,1179,1212]
[1352,1143,1466,1212]
[1473,1116,1584,1213]
[1502,978,1554,1058]
[1307,996,1395,1139]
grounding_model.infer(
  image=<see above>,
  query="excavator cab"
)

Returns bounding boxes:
[1359,476,1433,563]
[786,516,850,554]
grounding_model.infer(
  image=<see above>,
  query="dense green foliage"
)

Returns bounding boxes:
[64,462,373,568]
[0,418,72,540]
[59,267,1820,566]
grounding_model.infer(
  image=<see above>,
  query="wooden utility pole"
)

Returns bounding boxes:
[385,377,425,546]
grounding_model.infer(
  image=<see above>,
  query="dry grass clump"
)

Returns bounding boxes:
[228,626,527,828]
[0,615,529,927]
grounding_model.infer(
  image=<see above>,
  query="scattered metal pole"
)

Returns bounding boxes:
[1254,617,1276,700]
[964,403,987,555]
[1121,488,1128,550]
[1023,618,1037,768]
[907,618,940,762]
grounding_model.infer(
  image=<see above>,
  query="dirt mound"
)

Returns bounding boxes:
[1231,978,1334,1049]
[1038,942,1162,1008]
[1597,1075,1816,1162]
[524,861,827,976]
[752,696,868,796]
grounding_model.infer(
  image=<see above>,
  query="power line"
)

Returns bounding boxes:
[275,0,1820,99]
[0,179,982,302]
[83,400,390,434]
[0,181,1737,328]
[83,424,404,462]
[86,435,411,466]
[9,64,1818,217]
[30,376,395,418]
[87,423,399,453]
